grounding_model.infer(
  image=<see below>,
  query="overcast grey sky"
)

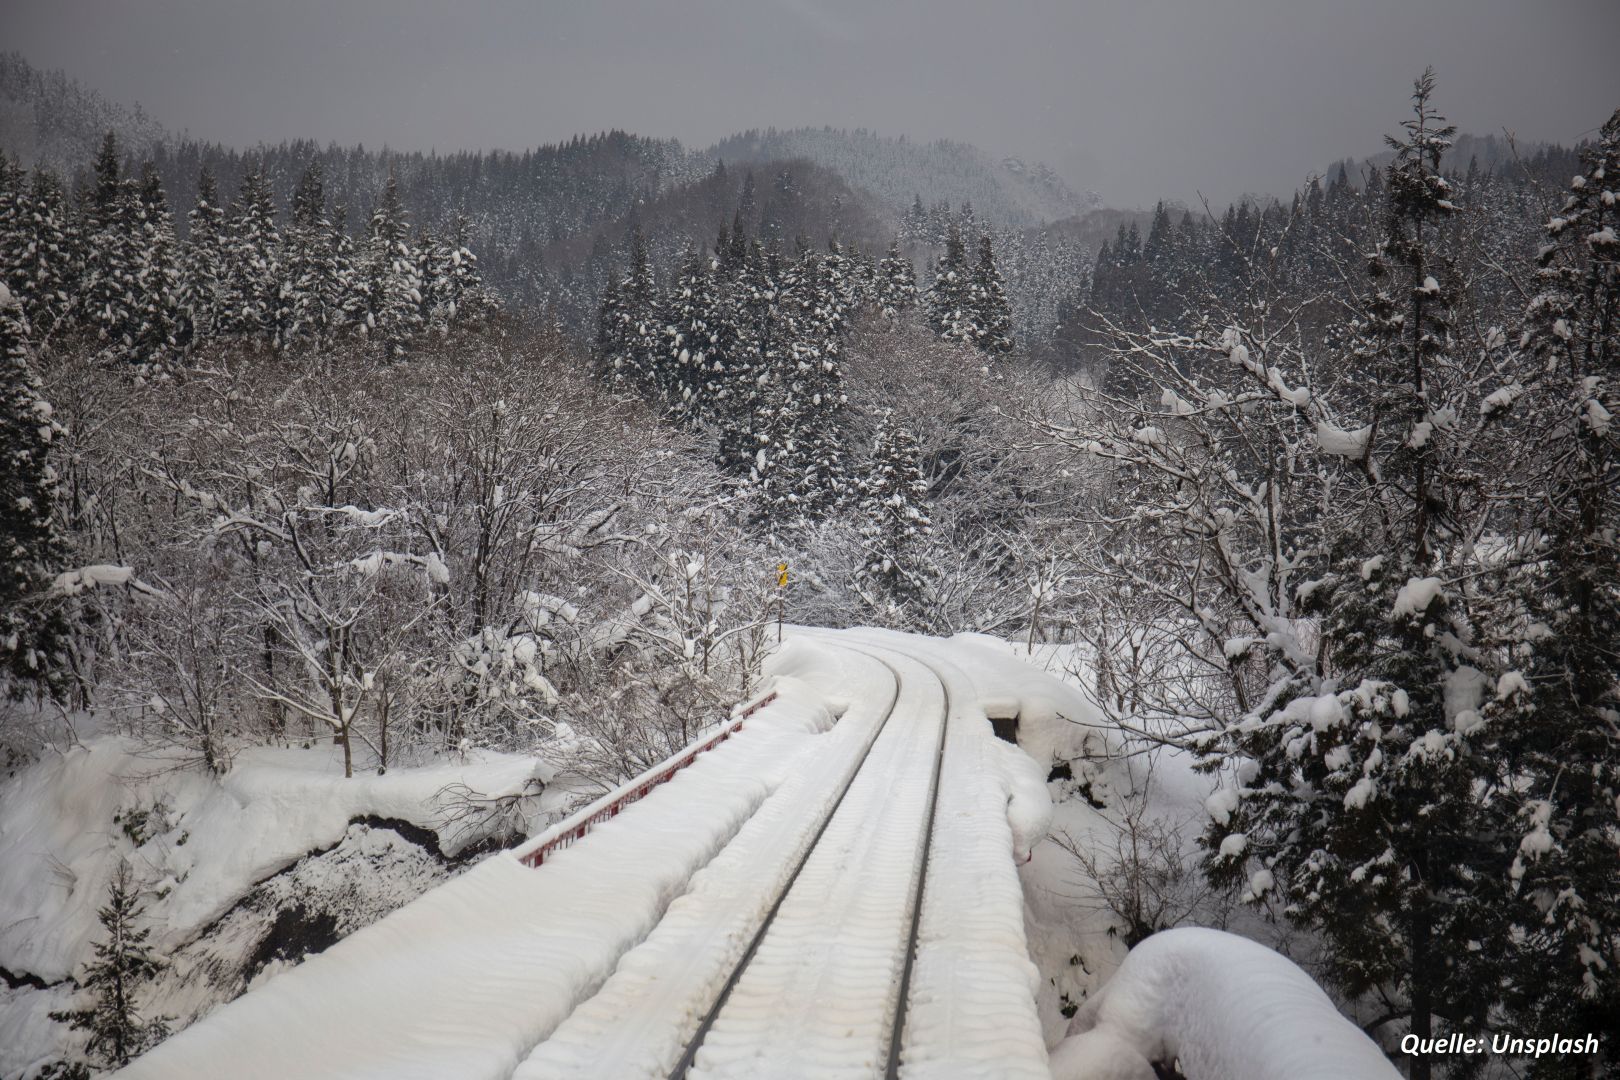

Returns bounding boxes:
[9,0,1620,207]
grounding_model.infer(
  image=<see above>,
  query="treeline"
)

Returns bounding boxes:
[124,130,700,318]
[0,132,499,369]
[1065,136,1581,372]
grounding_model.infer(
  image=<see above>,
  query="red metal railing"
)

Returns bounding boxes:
[512,690,779,868]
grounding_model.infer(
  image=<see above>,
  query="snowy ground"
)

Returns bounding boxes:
[0,724,562,1078]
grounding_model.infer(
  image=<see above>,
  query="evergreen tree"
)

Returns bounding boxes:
[351,171,422,359]
[924,221,973,343]
[1487,107,1620,1068]
[856,409,932,613]
[427,212,497,332]
[49,863,171,1070]
[662,250,722,424]
[721,244,784,480]
[329,202,359,338]
[1205,74,1503,1079]
[599,228,661,395]
[968,233,1015,354]
[78,133,144,363]
[767,247,850,517]
[180,167,227,346]
[0,154,26,298]
[2,163,78,342]
[280,160,340,351]
[0,282,67,689]
[219,165,280,344]
[128,163,182,367]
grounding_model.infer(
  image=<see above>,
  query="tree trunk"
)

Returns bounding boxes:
[1409,901,1432,1080]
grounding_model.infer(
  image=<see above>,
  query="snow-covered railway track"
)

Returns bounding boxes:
[511,643,917,1079]
[671,646,948,1080]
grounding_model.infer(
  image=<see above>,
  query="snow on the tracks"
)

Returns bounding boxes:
[511,644,900,1079]
[846,632,1052,1080]
[117,640,875,1080]
[683,644,945,1079]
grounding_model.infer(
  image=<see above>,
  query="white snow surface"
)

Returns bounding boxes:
[1392,575,1445,619]
[1049,927,1400,1080]
[852,632,1055,1079]
[682,641,944,1079]
[1314,420,1372,458]
[0,733,556,1078]
[0,738,548,984]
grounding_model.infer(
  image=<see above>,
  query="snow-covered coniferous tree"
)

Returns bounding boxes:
[968,233,1014,354]
[180,167,227,347]
[855,409,932,614]
[924,221,972,344]
[219,165,280,344]
[1486,106,1620,1052]
[48,863,171,1070]
[876,238,917,321]
[352,171,423,360]
[0,281,67,688]
[280,160,341,352]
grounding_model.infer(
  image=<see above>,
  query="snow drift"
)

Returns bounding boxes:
[1050,927,1399,1080]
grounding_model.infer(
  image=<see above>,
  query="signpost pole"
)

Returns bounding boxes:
[776,562,788,643]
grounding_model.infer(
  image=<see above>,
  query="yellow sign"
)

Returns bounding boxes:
[777,563,789,588]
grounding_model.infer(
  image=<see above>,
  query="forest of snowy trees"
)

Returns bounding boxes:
[0,48,1616,1078]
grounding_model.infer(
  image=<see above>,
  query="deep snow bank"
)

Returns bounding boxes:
[1050,927,1399,1080]
[0,737,550,982]
[0,732,556,1078]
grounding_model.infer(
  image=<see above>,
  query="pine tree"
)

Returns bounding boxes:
[1204,74,1504,1079]
[0,282,67,689]
[418,211,496,335]
[180,167,227,346]
[49,863,171,1070]
[351,171,423,360]
[78,133,144,363]
[615,229,662,394]
[768,247,850,517]
[662,250,720,423]
[722,244,784,480]
[1487,106,1620,1065]
[875,237,918,321]
[219,165,280,344]
[128,163,182,368]
[329,202,359,339]
[280,160,340,352]
[1,162,78,342]
[924,221,973,343]
[856,409,932,614]
[968,233,1015,354]
[0,154,26,299]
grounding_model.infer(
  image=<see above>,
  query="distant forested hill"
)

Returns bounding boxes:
[707,126,1099,226]
[0,51,169,174]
